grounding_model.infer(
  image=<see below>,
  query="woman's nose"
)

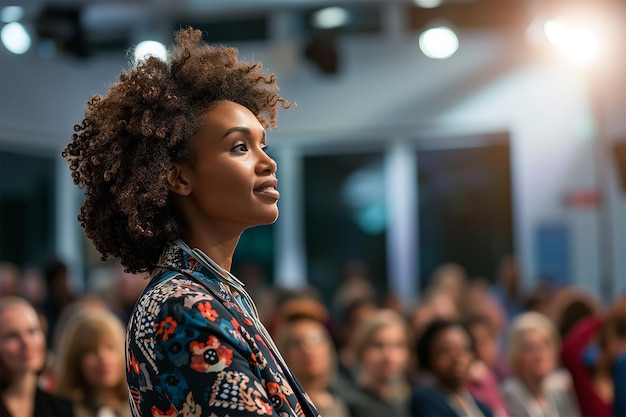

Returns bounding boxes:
[258,151,277,174]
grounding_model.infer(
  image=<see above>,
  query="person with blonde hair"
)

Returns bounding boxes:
[502,311,579,417]
[343,308,411,417]
[54,308,130,417]
[0,296,74,417]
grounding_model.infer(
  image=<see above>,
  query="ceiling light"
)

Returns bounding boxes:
[311,7,351,30]
[1,6,24,23]
[544,18,598,63]
[134,40,167,65]
[419,26,459,59]
[413,0,443,9]
[1,22,31,54]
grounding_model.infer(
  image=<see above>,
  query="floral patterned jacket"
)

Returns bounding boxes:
[126,243,320,417]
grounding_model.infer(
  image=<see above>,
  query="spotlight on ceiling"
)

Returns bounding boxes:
[419,26,459,59]
[413,0,443,9]
[311,7,351,30]
[1,21,31,54]
[544,17,598,63]
[134,40,167,65]
[1,6,24,23]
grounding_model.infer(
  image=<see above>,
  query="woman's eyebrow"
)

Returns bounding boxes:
[221,126,266,142]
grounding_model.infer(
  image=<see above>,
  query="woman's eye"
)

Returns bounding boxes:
[232,143,248,152]
[262,145,269,154]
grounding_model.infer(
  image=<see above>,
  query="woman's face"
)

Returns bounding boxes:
[0,302,46,378]
[428,326,474,390]
[80,338,124,390]
[469,322,498,368]
[283,320,332,381]
[361,323,409,382]
[516,329,555,382]
[176,100,279,231]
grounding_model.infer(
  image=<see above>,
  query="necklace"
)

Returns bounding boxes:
[173,239,290,374]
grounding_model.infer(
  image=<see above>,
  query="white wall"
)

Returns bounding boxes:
[1,26,624,300]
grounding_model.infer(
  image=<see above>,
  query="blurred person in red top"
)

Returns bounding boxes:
[560,295,626,417]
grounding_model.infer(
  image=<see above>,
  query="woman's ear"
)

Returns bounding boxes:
[167,163,192,196]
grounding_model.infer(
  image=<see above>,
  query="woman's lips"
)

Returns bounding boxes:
[254,179,279,200]
[254,187,280,200]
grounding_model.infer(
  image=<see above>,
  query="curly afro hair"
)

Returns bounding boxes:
[62,27,291,274]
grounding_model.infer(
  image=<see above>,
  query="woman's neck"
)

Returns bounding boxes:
[2,374,37,417]
[298,376,328,396]
[521,374,545,398]
[440,380,464,396]
[3,373,37,398]
[182,232,239,271]
[299,377,332,407]
[93,387,123,410]
[361,374,399,401]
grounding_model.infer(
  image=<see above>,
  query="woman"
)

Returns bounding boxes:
[62,27,318,417]
[342,308,411,417]
[54,308,131,417]
[411,319,494,417]
[275,315,350,417]
[464,314,510,417]
[0,296,73,417]
[559,296,626,417]
[502,312,580,417]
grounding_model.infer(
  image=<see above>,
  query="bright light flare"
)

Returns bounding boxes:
[1,22,31,54]
[413,0,443,9]
[419,26,459,59]
[1,6,24,23]
[311,7,351,30]
[134,40,167,65]
[544,18,598,63]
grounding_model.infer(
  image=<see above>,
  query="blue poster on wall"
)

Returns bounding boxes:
[535,222,571,285]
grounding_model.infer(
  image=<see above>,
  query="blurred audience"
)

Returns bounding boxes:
[99,261,149,325]
[42,258,76,345]
[613,350,626,417]
[54,308,130,417]
[2,249,624,417]
[0,296,74,417]
[343,308,411,417]
[428,262,468,313]
[335,297,380,384]
[0,263,20,297]
[331,259,378,320]
[275,315,350,417]
[411,318,494,417]
[502,311,580,417]
[490,255,525,322]
[549,285,602,340]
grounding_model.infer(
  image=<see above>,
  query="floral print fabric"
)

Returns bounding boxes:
[126,244,320,417]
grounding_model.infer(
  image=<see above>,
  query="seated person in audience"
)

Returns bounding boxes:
[560,295,626,417]
[502,311,580,417]
[275,314,350,417]
[613,350,626,417]
[54,308,131,417]
[343,309,411,417]
[464,314,510,417]
[411,319,494,417]
[0,296,74,417]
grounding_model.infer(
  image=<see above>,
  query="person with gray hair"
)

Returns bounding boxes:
[502,311,580,417]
